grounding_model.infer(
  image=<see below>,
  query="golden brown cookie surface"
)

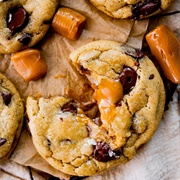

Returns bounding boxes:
[26,40,165,176]
[0,0,58,54]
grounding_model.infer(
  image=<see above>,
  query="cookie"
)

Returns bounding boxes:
[0,73,24,161]
[89,0,174,19]
[26,40,165,176]
[0,0,58,54]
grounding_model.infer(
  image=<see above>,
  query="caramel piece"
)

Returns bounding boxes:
[52,7,86,40]
[146,25,180,84]
[11,49,48,82]
[92,78,123,124]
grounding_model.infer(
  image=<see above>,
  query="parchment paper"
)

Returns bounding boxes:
[0,0,179,179]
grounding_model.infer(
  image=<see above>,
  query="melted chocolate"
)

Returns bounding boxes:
[93,142,121,162]
[61,101,77,114]
[119,67,137,94]
[132,0,161,19]
[18,33,32,45]
[7,7,29,35]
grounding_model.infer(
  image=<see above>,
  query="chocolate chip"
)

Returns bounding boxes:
[0,138,7,146]
[149,74,154,79]
[59,117,63,121]
[0,92,12,105]
[78,65,91,75]
[7,7,29,35]
[18,33,32,45]
[93,142,121,162]
[61,101,77,114]
[92,116,102,126]
[132,0,161,19]
[119,67,137,94]
[47,139,51,146]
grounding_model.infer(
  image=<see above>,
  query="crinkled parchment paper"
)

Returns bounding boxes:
[0,0,179,179]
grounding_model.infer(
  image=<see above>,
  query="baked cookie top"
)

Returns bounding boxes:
[0,0,58,54]
[26,40,165,176]
[89,0,174,19]
[0,73,24,161]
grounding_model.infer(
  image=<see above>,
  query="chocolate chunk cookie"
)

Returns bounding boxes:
[26,40,165,176]
[89,0,174,19]
[0,0,58,54]
[0,73,24,161]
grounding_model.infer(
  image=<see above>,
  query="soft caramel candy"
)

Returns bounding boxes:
[11,49,48,82]
[92,78,123,124]
[52,7,86,40]
[146,25,180,84]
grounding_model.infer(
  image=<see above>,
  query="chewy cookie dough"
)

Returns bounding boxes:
[0,0,58,54]
[89,0,174,19]
[0,73,24,161]
[26,40,165,176]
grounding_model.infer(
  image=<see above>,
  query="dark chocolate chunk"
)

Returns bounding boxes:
[132,0,161,19]
[92,116,102,126]
[47,138,51,146]
[78,65,91,75]
[7,7,29,35]
[61,101,77,114]
[18,33,32,45]
[93,142,121,162]
[0,92,12,105]
[149,74,154,79]
[0,138,7,146]
[119,67,137,94]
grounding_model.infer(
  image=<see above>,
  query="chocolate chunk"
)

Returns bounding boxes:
[47,139,51,146]
[119,67,137,94]
[0,138,7,146]
[0,92,12,105]
[92,116,102,126]
[18,33,32,45]
[7,7,29,35]
[61,101,77,114]
[78,65,91,75]
[93,142,121,162]
[149,74,154,79]
[132,0,161,19]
